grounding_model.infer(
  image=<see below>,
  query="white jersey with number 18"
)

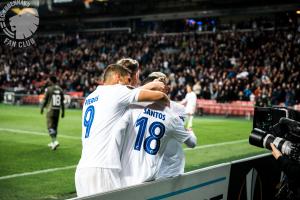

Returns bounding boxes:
[116,103,192,187]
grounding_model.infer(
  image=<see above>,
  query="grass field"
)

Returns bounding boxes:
[0,104,267,200]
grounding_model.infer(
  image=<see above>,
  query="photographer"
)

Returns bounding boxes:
[271,143,300,199]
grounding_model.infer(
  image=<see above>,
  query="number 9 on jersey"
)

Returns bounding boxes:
[84,105,95,138]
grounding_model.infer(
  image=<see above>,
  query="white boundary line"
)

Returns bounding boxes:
[0,128,80,140]
[0,132,249,181]
[0,128,249,180]
[0,165,76,181]
[184,139,248,151]
[0,127,249,150]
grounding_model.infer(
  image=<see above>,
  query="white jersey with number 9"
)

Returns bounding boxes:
[77,84,140,170]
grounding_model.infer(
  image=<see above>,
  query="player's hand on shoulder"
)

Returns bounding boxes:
[142,81,165,92]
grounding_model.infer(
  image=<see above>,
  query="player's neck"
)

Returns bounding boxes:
[103,81,118,85]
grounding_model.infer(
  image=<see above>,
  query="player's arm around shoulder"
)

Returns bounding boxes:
[117,84,170,106]
[137,89,170,106]
[140,81,165,91]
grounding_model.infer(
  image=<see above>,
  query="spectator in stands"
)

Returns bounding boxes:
[0,28,299,108]
[243,84,252,101]
[193,81,201,98]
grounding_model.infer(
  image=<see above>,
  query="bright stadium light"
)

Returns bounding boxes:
[197,21,203,25]
[83,0,93,8]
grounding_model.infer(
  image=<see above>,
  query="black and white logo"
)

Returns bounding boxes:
[0,1,39,48]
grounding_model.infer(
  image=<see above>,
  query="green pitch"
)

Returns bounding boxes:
[0,104,267,200]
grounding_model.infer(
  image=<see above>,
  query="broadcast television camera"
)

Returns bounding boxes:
[249,107,300,162]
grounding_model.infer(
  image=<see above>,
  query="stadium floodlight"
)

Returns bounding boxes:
[83,0,92,9]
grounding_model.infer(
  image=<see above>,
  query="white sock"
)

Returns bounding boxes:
[187,115,193,129]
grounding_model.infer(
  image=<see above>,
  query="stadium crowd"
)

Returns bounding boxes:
[0,28,300,106]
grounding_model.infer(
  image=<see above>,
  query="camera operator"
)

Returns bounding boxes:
[271,143,300,199]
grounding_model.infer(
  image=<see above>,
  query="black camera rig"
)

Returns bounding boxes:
[249,107,300,163]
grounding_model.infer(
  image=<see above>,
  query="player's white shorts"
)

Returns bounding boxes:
[75,167,121,197]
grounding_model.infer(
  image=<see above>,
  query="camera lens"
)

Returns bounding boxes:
[263,134,275,150]
[249,128,292,156]
[249,128,267,148]
[263,134,292,155]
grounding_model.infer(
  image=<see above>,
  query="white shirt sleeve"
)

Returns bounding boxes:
[170,115,193,143]
[118,85,141,105]
[184,130,197,148]
[171,101,187,121]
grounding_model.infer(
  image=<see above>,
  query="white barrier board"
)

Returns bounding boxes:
[73,163,231,200]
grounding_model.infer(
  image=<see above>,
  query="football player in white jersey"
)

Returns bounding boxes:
[117,58,164,91]
[180,84,197,129]
[117,58,140,87]
[75,64,170,197]
[114,74,197,187]
[114,61,195,181]
[146,72,197,179]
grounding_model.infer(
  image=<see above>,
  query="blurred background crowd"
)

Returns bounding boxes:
[1,27,300,106]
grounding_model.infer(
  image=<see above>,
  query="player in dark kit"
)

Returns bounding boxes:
[41,76,65,150]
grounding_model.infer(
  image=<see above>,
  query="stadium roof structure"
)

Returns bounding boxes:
[0,0,298,32]
[0,0,298,18]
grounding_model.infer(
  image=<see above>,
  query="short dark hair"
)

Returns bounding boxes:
[141,71,167,85]
[103,64,131,82]
[141,76,156,86]
[49,76,57,83]
[117,58,139,76]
